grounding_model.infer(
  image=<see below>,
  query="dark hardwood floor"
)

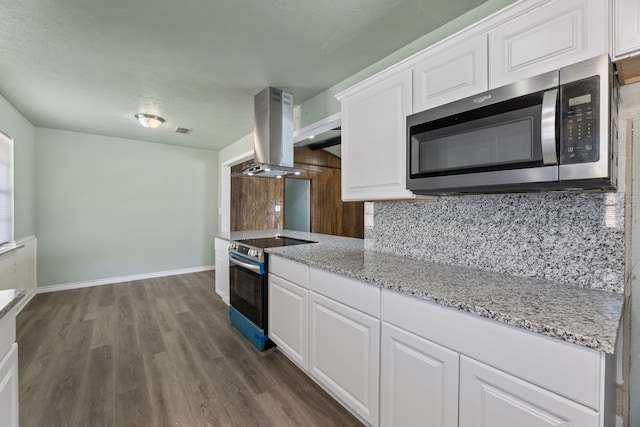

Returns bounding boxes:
[17,272,362,427]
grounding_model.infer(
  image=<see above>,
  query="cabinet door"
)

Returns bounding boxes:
[0,343,18,427]
[341,69,414,201]
[268,274,308,370]
[413,35,488,112]
[459,356,599,427]
[214,239,229,304]
[614,0,640,57]
[380,323,459,427]
[309,291,380,425]
[488,0,607,88]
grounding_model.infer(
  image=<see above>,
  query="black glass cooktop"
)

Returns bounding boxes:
[236,236,316,249]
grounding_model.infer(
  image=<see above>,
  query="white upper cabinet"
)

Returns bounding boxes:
[413,35,488,112]
[614,0,640,57]
[488,0,608,88]
[338,69,414,201]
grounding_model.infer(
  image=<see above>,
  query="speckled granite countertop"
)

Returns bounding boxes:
[0,289,25,319]
[217,230,624,354]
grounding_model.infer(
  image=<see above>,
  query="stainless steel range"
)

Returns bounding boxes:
[228,235,315,351]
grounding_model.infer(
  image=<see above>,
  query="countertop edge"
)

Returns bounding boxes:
[219,231,623,354]
[0,289,25,319]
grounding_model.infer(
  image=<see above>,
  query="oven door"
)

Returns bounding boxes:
[229,253,266,329]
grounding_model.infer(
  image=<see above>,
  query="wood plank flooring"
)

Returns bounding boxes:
[17,272,363,427]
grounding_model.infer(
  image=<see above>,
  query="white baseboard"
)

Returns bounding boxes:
[37,265,215,294]
[215,288,230,305]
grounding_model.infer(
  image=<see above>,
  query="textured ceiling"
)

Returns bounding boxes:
[0,0,487,150]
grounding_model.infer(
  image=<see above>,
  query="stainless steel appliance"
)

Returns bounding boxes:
[242,87,306,178]
[406,54,618,194]
[228,236,315,351]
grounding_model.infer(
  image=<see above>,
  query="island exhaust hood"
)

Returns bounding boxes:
[242,87,305,178]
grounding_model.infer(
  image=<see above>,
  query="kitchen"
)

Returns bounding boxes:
[1,0,640,426]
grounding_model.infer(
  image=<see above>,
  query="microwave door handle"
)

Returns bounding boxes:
[541,89,558,165]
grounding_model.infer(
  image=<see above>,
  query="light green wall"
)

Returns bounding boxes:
[0,94,36,240]
[294,0,518,128]
[35,128,218,287]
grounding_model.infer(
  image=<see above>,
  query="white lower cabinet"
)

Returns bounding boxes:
[459,356,599,427]
[309,291,380,426]
[267,259,614,427]
[268,273,308,370]
[0,343,18,427]
[380,323,459,427]
[214,238,229,304]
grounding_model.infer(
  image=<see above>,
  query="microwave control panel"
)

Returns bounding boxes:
[560,76,600,164]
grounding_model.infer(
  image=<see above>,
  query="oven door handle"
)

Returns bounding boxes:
[541,88,558,165]
[229,253,263,274]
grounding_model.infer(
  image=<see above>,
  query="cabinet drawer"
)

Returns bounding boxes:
[382,290,603,410]
[270,256,309,288]
[310,267,380,317]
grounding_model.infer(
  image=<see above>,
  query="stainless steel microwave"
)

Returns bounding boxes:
[406,54,618,194]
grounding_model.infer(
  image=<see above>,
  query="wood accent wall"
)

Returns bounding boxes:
[230,146,364,238]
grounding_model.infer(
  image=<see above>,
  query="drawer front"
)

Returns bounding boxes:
[310,267,380,317]
[269,256,309,288]
[382,289,602,410]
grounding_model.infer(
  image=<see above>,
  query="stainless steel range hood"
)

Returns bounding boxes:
[243,87,305,178]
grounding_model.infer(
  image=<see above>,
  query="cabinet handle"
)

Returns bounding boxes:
[541,89,558,165]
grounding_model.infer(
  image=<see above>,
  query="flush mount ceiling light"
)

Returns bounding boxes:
[134,113,165,129]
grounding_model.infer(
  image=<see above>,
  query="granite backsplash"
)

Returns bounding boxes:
[365,193,625,293]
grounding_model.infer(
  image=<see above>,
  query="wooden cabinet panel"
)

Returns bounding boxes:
[309,291,379,425]
[488,0,607,88]
[413,35,488,112]
[459,356,599,427]
[380,323,459,427]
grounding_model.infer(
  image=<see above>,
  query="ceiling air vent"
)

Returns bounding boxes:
[175,127,192,134]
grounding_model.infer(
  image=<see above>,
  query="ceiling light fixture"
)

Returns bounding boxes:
[135,113,165,129]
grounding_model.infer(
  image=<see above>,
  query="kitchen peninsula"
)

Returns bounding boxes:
[217,228,622,426]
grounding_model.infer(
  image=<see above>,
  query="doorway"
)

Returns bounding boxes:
[284,178,311,232]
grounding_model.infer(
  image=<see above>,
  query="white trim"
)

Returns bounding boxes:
[37,265,215,293]
[15,288,36,314]
[293,112,342,143]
